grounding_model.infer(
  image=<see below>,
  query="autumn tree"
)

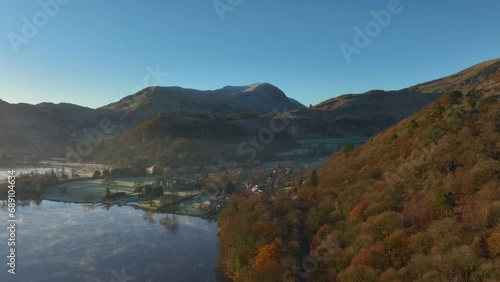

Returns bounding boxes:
[487,231,500,257]
[253,243,279,269]
[437,191,456,217]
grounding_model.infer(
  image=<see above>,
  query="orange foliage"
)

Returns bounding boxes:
[349,200,369,221]
[218,90,500,281]
[351,242,386,269]
[253,243,279,269]
[487,231,500,257]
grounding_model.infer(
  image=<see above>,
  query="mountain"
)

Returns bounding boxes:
[408,58,500,94]
[0,83,304,164]
[293,58,500,137]
[1,59,499,165]
[99,83,306,122]
[217,78,500,281]
[0,100,112,162]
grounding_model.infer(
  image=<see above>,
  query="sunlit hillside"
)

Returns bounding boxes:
[218,85,500,281]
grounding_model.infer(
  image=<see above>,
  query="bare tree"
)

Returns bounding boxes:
[101,176,117,186]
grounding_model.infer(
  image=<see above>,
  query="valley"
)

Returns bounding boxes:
[1,59,499,282]
[3,2,499,281]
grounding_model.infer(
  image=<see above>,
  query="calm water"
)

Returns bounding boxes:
[0,200,219,282]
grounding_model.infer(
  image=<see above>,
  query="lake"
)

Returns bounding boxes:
[0,200,220,282]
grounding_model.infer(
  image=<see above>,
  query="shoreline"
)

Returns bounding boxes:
[41,178,223,219]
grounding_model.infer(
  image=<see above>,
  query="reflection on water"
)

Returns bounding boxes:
[0,200,219,282]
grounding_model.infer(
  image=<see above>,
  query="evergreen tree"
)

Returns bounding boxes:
[342,139,354,152]
[309,170,319,187]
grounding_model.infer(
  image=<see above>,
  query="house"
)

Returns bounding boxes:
[152,177,175,190]
[199,199,227,210]
[210,199,227,209]
[147,164,159,174]
[199,201,212,210]
[250,185,263,194]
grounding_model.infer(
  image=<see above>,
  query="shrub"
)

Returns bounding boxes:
[153,186,164,196]
[436,106,446,116]
[429,127,446,143]
[342,140,354,153]
[389,134,398,143]
[437,191,456,217]
[407,120,419,134]
[447,91,463,105]
[487,231,500,257]
[448,108,466,131]
[467,95,478,110]
[476,96,494,112]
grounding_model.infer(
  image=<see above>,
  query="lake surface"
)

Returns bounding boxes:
[0,200,219,282]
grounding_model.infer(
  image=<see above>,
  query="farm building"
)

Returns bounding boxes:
[151,177,174,190]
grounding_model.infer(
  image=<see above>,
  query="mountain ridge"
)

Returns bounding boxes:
[1,59,499,163]
[99,82,306,120]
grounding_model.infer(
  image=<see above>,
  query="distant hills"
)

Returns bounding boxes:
[99,82,306,121]
[0,58,499,166]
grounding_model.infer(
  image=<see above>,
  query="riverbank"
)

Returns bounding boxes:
[43,177,223,218]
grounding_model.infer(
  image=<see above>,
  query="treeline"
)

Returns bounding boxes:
[218,91,500,281]
[0,170,60,200]
[95,111,296,168]
[92,167,147,179]
[122,112,245,142]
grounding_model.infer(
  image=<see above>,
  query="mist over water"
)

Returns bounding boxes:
[0,200,219,282]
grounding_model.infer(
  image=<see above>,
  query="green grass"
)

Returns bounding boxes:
[44,177,217,217]
[44,177,153,203]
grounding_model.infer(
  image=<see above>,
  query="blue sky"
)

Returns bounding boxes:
[1,0,499,109]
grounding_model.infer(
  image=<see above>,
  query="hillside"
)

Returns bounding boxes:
[409,58,500,94]
[0,83,304,164]
[2,60,499,166]
[93,112,296,168]
[299,59,500,137]
[0,100,111,163]
[217,85,500,280]
[99,83,306,121]
[95,59,500,169]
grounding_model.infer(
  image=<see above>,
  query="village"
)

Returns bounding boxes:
[37,158,326,219]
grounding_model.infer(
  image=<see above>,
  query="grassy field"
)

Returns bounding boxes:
[43,177,217,217]
[44,177,153,203]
